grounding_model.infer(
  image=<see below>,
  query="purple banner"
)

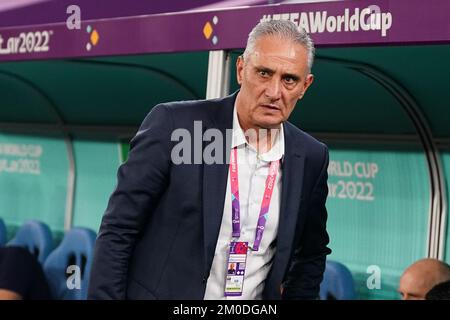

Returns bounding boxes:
[0,0,238,28]
[0,0,448,61]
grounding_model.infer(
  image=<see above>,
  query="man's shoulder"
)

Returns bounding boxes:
[284,121,327,152]
[160,97,210,111]
[156,95,232,117]
[137,94,236,135]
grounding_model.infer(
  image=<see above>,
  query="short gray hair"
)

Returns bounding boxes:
[243,20,315,73]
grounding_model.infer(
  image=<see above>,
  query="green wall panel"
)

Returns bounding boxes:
[326,146,430,299]
[72,139,121,233]
[0,133,68,239]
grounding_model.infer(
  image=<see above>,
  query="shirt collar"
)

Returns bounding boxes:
[232,103,285,162]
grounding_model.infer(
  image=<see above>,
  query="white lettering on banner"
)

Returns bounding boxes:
[66,5,81,30]
[0,143,43,175]
[0,30,53,55]
[327,160,378,201]
[260,5,392,37]
[66,265,81,290]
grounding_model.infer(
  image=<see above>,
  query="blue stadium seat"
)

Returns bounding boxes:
[319,260,356,300]
[7,219,53,264]
[0,218,7,245]
[43,227,97,300]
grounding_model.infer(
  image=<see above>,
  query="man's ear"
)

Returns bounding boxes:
[299,73,314,99]
[236,55,244,85]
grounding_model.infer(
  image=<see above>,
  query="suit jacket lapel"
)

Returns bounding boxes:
[202,93,236,275]
[273,123,305,276]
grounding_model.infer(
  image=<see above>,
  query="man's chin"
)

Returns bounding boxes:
[256,119,283,130]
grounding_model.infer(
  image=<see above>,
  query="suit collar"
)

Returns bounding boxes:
[202,92,236,276]
[277,123,305,258]
[208,91,237,131]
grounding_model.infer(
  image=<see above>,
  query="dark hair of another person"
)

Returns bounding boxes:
[425,280,450,300]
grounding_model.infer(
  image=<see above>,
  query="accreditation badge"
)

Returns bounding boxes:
[224,241,248,296]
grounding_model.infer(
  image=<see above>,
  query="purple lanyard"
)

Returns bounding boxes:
[229,147,280,251]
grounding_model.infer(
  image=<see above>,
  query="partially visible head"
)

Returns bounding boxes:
[426,280,450,300]
[398,259,450,300]
[236,20,315,131]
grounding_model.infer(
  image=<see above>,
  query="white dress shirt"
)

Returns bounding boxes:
[204,104,285,300]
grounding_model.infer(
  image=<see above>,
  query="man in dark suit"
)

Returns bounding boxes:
[88,20,331,300]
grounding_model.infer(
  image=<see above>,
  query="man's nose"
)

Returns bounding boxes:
[264,78,281,101]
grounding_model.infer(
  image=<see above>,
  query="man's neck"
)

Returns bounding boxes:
[236,106,280,154]
[252,129,278,155]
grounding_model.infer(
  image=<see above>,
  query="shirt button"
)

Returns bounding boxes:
[202,278,207,284]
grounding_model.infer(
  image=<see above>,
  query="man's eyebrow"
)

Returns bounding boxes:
[255,66,274,74]
[254,66,302,81]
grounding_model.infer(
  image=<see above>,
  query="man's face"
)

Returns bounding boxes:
[236,35,314,130]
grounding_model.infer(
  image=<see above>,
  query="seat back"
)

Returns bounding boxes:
[0,218,6,245]
[43,227,97,300]
[7,219,53,264]
[319,260,356,300]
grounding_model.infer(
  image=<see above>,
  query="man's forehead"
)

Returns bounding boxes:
[246,38,308,69]
[400,272,431,292]
[251,50,300,61]
[254,36,306,56]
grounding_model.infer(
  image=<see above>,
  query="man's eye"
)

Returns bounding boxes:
[284,77,296,84]
[258,70,269,77]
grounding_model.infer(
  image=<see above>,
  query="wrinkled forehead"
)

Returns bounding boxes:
[400,270,434,294]
[246,36,309,74]
[252,35,306,60]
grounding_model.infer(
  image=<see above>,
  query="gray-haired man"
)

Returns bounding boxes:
[89,20,331,300]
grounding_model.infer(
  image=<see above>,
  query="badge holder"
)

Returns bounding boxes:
[224,241,248,296]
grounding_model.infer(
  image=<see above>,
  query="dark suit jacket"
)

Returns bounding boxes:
[88,92,331,300]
